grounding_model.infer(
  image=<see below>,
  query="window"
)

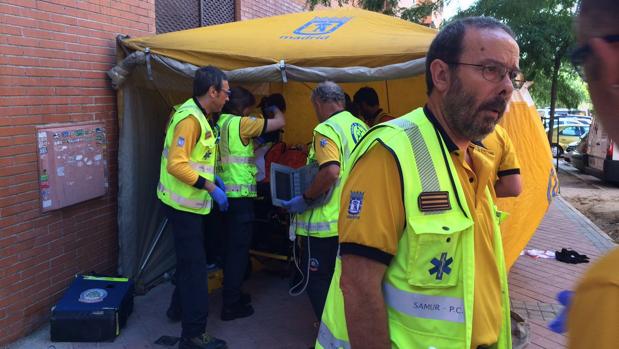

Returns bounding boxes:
[156,0,235,34]
[560,127,580,136]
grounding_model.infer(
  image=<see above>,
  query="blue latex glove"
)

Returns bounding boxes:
[209,186,229,212]
[549,290,573,333]
[215,175,226,192]
[282,195,309,214]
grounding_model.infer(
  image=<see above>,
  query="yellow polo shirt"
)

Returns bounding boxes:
[313,132,340,167]
[339,112,502,348]
[483,124,520,197]
[568,247,619,349]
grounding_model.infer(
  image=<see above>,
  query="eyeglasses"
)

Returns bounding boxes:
[570,34,619,81]
[222,89,232,97]
[447,62,525,89]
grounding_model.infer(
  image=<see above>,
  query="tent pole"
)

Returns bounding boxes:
[384,80,391,113]
[136,217,168,279]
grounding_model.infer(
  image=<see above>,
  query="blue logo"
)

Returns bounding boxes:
[350,123,367,144]
[347,191,364,218]
[546,167,559,203]
[320,138,328,148]
[79,288,108,303]
[309,258,320,272]
[293,16,351,36]
[429,252,453,280]
[281,17,351,41]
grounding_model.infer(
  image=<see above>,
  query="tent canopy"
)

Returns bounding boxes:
[123,8,436,70]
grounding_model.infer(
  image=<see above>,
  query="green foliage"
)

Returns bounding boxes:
[452,0,586,142]
[305,0,444,25]
[401,1,444,25]
[529,68,588,109]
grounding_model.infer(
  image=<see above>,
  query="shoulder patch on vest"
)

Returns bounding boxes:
[320,138,328,148]
[418,191,451,212]
[176,137,185,147]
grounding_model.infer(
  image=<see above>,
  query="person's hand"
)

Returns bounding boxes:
[209,186,229,212]
[548,290,573,333]
[215,175,226,192]
[282,195,308,214]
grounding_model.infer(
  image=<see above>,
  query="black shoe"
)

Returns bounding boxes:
[221,302,254,321]
[179,333,227,349]
[240,292,251,305]
[167,307,182,322]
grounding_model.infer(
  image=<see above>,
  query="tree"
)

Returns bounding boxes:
[305,0,445,26]
[529,66,589,109]
[453,0,581,145]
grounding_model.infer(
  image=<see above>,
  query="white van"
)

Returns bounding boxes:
[575,117,619,182]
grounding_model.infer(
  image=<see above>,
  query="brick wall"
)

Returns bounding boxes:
[239,0,307,20]
[0,0,155,344]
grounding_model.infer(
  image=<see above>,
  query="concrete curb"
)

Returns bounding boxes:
[555,195,616,252]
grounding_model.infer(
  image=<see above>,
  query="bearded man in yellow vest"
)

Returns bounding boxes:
[317,17,522,349]
[282,81,368,322]
[157,66,230,349]
[215,86,285,321]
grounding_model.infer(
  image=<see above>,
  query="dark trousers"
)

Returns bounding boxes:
[222,197,255,306]
[163,203,209,338]
[298,235,339,320]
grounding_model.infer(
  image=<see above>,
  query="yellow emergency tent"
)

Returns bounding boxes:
[497,88,559,270]
[109,7,555,291]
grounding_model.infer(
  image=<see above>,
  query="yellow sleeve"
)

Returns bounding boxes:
[568,249,619,349]
[496,126,520,177]
[239,116,266,145]
[313,132,340,167]
[338,144,405,265]
[166,116,202,186]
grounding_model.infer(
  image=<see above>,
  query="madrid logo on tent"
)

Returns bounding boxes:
[281,16,351,40]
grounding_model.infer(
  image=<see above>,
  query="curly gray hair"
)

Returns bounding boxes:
[312,81,345,104]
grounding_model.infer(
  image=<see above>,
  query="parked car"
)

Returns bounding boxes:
[538,108,589,119]
[547,125,590,157]
[542,118,588,129]
[573,117,619,183]
[564,133,588,164]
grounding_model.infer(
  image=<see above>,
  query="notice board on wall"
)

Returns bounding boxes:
[37,122,108,212]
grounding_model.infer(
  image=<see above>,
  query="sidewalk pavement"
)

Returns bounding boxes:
[5,196,616,349]
[508,196,615,349]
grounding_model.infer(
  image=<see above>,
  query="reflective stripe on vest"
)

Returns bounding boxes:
[226,183,257,193]
[325,118,351,160]
[162,147,215,175]
[317,322,351,349]
[295,219,339,232]
[220,155,255,164]
[157,182,212,210]
[391,118,441,192]
[383,282,465,323]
